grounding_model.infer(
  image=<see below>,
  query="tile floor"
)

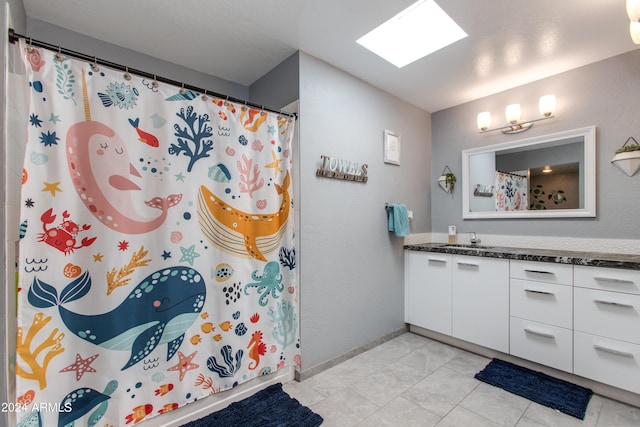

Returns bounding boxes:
[283,332,640,427]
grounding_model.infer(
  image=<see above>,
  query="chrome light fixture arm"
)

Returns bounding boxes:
[479,115,555,134]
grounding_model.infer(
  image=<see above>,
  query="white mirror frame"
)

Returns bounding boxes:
[462,125,596,219]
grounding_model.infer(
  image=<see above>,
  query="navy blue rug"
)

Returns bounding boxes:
[180,383,323,427]
[475,359,593,419]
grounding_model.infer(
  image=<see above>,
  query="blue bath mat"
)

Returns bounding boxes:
[180,383,323,427]
[475,359,593,419]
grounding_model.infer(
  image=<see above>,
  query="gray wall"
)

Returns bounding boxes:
[250,51,299,110]
[253,51,432,371]
[431,49,640,239]
[298,52,431,370]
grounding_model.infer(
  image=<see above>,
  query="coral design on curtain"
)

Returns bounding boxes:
[495,171,528,211]
[16,41,298,426]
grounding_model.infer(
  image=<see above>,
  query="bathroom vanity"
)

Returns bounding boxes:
[404,243,640,401]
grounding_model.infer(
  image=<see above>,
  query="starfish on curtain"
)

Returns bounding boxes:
[167,351,199,381]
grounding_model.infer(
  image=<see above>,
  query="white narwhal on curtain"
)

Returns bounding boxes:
[66,72,181,233]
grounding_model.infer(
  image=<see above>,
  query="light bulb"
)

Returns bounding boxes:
[627,0,640,21]
[631,21,640,44]
[477,112,491,131]
[539,94,556,117]
[505,104,521,124]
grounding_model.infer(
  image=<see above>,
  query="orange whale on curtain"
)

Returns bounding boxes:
[197,171,290,261]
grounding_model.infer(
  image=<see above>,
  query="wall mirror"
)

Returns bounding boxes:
[462,126,596,219]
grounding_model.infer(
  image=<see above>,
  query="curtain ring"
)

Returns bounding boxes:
[151,74,159,89]
[25,37,34,53]
[123,66,132,81]
[202,89,208,102]
[91,56,100,72]
[55,46,64,62]
[179,83,186,95]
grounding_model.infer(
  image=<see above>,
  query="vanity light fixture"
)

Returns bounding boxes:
[627,0,640,44]
[477,94,556,134]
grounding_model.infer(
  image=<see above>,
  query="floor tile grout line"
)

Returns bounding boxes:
[511,402,533,427]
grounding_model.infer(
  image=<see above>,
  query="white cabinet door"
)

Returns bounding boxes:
[574,331,640,394]
[452,255,509,352]
[574,265,640,295]
[405,251,452,335]
[510,317,573,373]
[574,287,640,345]
[510,278,573,329]
[510,260,573,285]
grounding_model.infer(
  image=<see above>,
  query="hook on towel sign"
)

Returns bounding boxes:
[316,155,368,183]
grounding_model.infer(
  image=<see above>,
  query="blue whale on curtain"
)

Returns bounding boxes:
[27,267,206,370]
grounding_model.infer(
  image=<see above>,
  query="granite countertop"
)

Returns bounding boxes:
[404,243,640,270]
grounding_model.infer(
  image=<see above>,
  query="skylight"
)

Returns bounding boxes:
[356,0,468,68]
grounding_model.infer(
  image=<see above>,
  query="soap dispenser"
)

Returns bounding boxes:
[448,225,457,244]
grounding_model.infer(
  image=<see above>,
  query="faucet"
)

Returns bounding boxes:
[469,232,481,246]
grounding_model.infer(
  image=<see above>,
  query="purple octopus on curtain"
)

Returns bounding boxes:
[16,40,299,426]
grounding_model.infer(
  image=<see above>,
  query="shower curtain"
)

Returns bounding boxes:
[16,41,298,426]
[495,171,528,211]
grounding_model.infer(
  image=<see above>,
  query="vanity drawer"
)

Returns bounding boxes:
[510,260,573,285]
[574,331,640,394]
[574,287,640,345]
[510,317,573,373]
[574,265,640,295]
[510,278,572,328]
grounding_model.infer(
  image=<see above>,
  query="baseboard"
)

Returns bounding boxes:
[154,366,295,426]
[295,325,409,382]
[409,325,640,408]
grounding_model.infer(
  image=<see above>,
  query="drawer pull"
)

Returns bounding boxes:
[524,327,555,339]
[524,269,554,275]
[594,276,635,285]
[457,262,479,267]
[593,344,635,358]
[427,258,447,263]
[594,299,634,309]
[524,288,554,296]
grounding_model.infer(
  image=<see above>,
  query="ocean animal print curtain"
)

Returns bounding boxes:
[16,40,298,426]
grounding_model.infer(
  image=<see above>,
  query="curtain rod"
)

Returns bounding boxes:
[8,28,296,119]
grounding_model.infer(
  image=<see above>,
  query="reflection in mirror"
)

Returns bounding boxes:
[462,126,596,219]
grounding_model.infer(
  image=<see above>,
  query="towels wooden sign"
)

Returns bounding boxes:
[316,155,368,183]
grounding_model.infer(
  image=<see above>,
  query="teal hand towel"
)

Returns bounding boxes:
[388,203,409,237]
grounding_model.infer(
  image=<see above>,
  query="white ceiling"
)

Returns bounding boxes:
[22,0,638,112]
